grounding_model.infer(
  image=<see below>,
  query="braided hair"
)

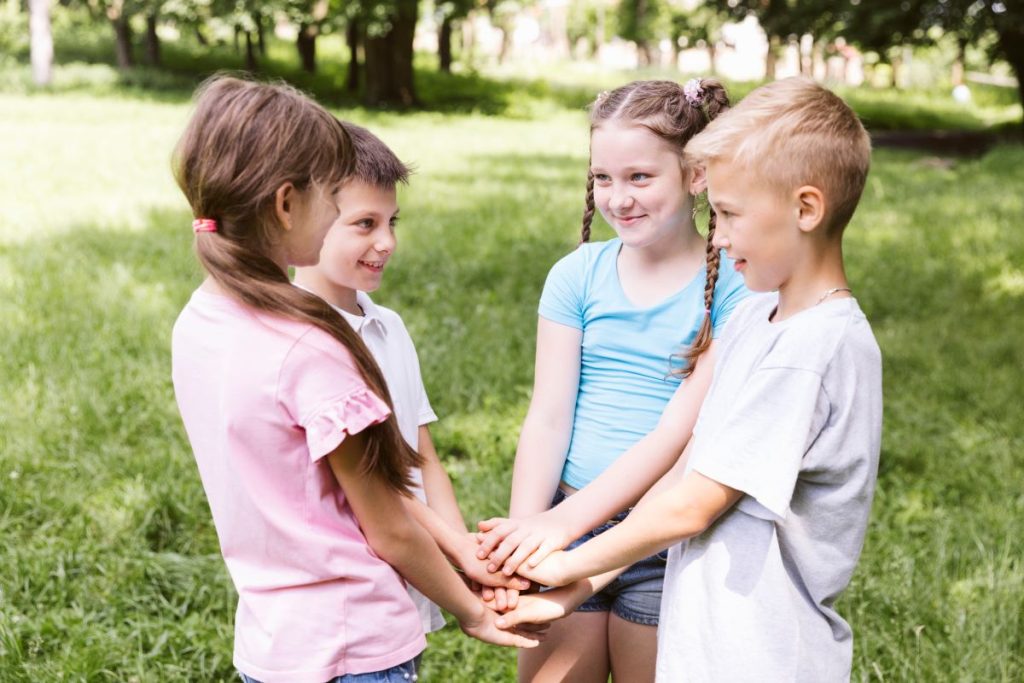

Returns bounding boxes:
[578,79,730,377]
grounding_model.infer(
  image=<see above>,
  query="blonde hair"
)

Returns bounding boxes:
[685,77,871,234]
[581,79,730,377]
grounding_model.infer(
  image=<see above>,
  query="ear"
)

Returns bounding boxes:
[688,164,707,195]
[274,182,297,232]
[795,185,826,234]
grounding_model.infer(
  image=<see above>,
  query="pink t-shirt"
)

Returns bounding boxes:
[171,288,426,683]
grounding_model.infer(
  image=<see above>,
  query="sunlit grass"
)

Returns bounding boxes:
[1,82,1022,681]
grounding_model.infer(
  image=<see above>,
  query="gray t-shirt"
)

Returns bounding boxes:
[657,292,882,682]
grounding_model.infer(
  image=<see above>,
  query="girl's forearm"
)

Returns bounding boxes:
[373,514,485,625]
[508,418,571,518]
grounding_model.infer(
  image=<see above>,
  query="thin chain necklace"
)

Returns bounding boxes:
[816,287,852,305]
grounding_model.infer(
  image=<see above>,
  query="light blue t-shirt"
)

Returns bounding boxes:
[538,238,750,490]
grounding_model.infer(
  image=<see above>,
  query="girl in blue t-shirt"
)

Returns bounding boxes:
[476,79,749,682]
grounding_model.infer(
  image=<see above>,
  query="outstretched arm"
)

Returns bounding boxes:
[516,468,742,589]
[478,343,718,574]
[327,431,540,649]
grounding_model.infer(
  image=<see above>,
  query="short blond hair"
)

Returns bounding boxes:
[685,77,871,233]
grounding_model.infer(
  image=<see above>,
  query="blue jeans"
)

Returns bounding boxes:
[240,657,420,683]
[551,487,667,626]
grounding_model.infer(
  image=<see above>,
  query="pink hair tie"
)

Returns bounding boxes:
[193,218,217,233]
[705,307,711,316]
[684,78,704,108]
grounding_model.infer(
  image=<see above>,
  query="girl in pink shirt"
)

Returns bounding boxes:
[170,76,541,683]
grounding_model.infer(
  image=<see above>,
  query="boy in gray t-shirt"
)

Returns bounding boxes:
[492,78,881,682]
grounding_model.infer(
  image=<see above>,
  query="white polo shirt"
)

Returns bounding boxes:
[302,287,445,634]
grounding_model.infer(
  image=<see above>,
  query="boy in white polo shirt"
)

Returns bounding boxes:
[294,123,526,639]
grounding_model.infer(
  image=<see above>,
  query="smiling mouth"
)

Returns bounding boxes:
[358,259,386,273]
[615,214,646,224]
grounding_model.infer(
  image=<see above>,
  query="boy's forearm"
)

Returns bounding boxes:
[404,495,471,564]
[554,354,714,539]
[561,472,741,583]
[418,426,468,533]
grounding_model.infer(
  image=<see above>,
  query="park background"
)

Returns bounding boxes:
[2,0,1023,680]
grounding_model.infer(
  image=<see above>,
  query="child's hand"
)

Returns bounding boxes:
[476,512,572,576]
[513,550,572,588]
[459,604,547,649]
[494,581,590,630]
[455,533,531,592]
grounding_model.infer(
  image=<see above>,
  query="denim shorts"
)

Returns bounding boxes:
[552,487,666,626]
[240,656,420,683]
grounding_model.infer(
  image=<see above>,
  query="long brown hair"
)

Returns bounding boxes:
[172,75,421,494]
[580,79,729,377]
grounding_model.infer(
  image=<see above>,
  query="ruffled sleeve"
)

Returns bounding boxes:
[303,387,392,462]
[276,326,394,462]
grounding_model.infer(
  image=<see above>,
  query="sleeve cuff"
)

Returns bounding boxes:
[304,388,391,461]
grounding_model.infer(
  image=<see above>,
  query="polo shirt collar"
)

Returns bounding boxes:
[353,291,388,338]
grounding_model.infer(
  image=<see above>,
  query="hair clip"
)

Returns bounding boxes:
[683,78,704,108]
[192,218,218,233]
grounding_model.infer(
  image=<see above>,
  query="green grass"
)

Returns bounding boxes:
[2,81,1023,680]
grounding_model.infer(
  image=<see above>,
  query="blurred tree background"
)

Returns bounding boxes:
[2,1,1023,681]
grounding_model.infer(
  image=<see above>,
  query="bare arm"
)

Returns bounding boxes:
[327,431,538,648]
[517,470,743,588]
[418,425,468,532]
[505,317,582,520]
[479,343,718,573]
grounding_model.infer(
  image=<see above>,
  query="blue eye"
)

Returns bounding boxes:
[631,173,651,182]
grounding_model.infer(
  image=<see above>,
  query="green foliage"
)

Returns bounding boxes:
[2,61,1024,681]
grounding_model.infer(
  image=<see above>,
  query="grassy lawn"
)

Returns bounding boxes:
[1,71,1023,681]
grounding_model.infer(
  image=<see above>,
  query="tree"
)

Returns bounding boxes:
[30,0,53,85]
[618,0,666,66]
[285,0,332,73]
[435,0,473,72]
[362,0,419,106]
[669,2,725,74]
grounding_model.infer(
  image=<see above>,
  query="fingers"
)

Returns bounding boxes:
[485,531,529,572]
[499,536,544,576]
[481,586,495,602]
[475,518,513,559]
[525,540,557,569]
[493,587,508,612]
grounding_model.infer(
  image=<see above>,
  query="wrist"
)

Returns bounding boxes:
[455,597,488,627]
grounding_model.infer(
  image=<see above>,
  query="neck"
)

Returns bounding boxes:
[619,222,704,269]
[773,243,849,322]
[293,268,361,315]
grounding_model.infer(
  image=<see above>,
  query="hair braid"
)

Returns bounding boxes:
[579,168,595,245]
[676,208,722,377]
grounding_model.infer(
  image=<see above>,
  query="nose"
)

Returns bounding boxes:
[609,183,634,213]
[711,221,729,250]
[374,227,396,255]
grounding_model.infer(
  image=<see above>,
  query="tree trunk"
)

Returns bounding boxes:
[194,25,209,46]
[254,13,266,57]
[996,27,1024,125]
[364,0,418,107]
[297,24,317,73]
[245,30,257,71]
[346,18,360,94]
[764,34,779,80]
[145,12,160,66]
[438,14,452,72]
[29,0,53,86]
[707,44,716,75]
[234,25,241,54]
[112,14,134,69]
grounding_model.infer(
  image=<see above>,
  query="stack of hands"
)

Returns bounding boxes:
[454,511,585,638]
